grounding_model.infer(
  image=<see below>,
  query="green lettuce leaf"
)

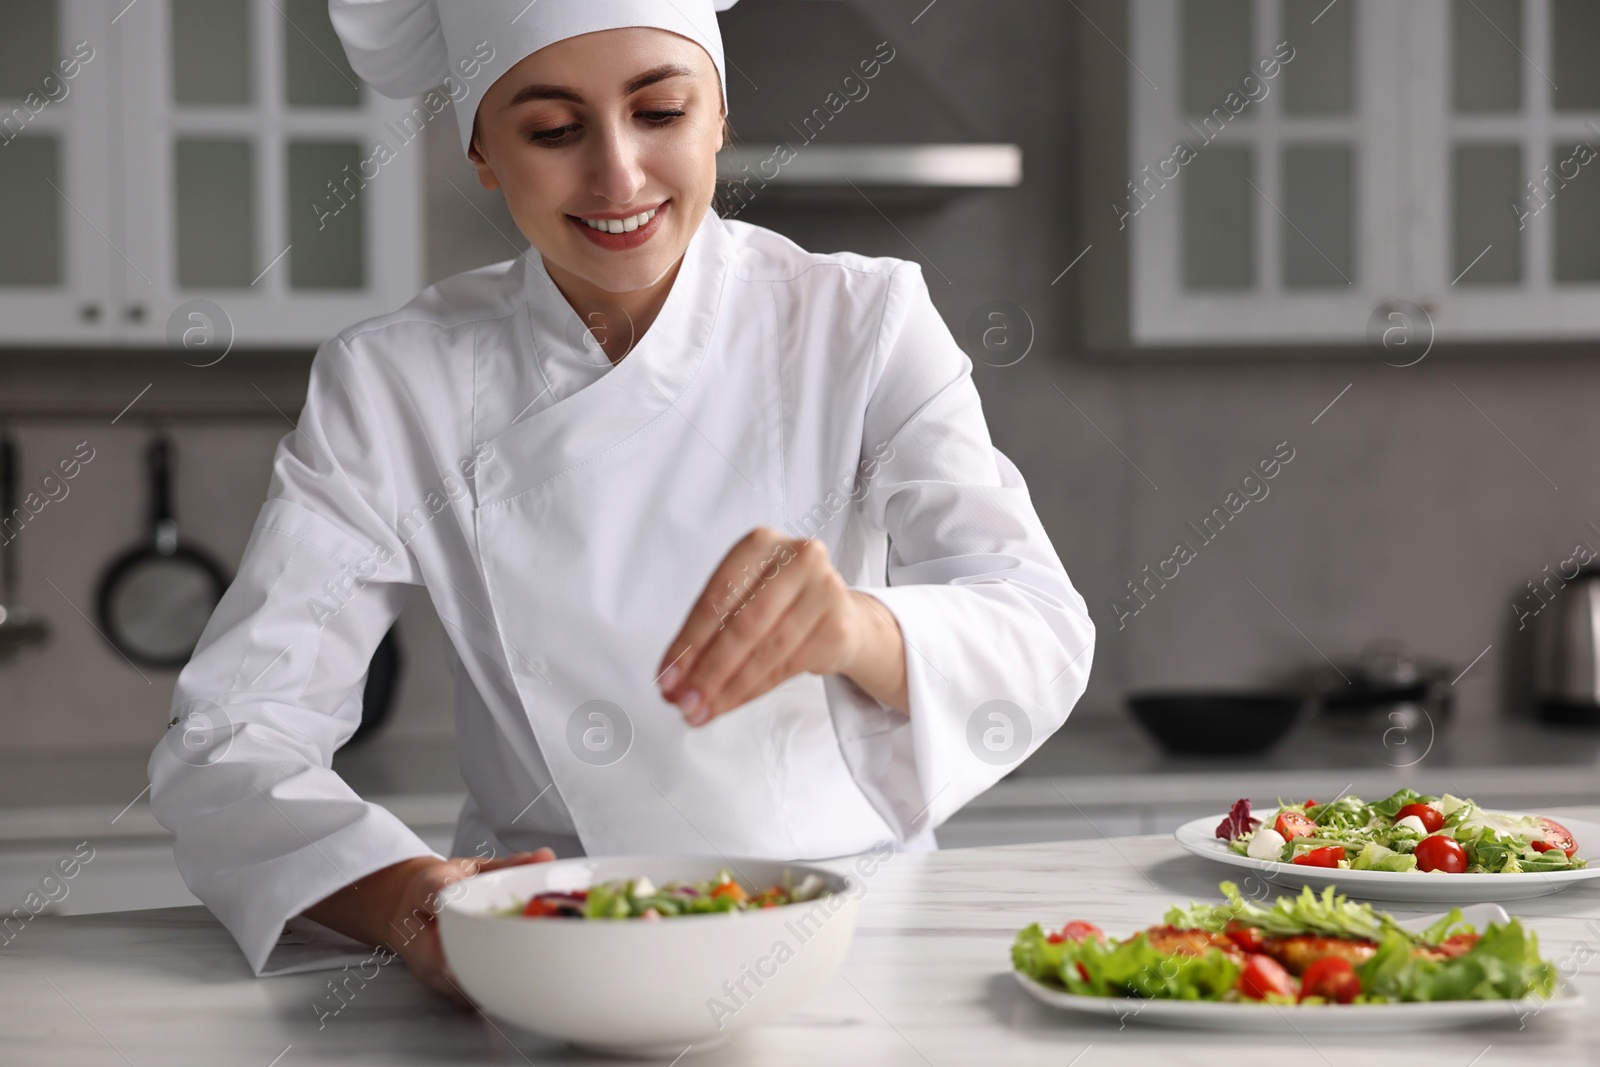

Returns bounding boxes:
[1012,924,1240,1001]
[1307,795,1370,830]
[1165,881,1403,942]
[1011,923,1070,984]
[1370,788,1428,819]
[1350,842,1419,872]
[1355,920,1557,1002]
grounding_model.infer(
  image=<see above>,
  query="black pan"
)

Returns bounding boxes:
[1127,689,1307,755]
[91,432,402,741]
[95,434,230,668]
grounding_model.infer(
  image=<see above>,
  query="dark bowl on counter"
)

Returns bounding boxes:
[1126,690,1308,755]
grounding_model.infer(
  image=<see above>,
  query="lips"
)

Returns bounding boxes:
[567,201,668,251]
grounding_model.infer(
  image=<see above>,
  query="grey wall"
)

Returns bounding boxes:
[0,0,1591,757]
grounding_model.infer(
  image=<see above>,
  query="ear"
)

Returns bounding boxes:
[467,127,501,192]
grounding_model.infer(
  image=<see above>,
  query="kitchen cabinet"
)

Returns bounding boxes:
[1124,0,1600,345]
[0,0,422,348]
[0,0,114,344]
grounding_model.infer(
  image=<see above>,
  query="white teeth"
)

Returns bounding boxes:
[580,206,659,234]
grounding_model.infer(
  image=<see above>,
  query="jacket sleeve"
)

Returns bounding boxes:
[147,336,443,977]
[822,261,1095,842]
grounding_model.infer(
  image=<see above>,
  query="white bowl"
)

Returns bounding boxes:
[437,855,859,1056]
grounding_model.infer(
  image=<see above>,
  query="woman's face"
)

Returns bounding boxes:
[468,28,724,295]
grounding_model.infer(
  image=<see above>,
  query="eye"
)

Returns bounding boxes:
[526,123,579,146]
[524,108,687,146]
[638,109,685,127]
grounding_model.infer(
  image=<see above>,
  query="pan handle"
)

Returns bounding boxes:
[148,435,178,555]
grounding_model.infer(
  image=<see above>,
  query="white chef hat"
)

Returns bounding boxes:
[328,0,740,157]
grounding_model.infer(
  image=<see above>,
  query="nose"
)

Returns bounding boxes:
[586,119,647,206]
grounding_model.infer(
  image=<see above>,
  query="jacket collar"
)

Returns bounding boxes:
[475,209,735,507]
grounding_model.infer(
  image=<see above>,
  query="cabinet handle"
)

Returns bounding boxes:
[125,304,148,323]
[79,302,102,323]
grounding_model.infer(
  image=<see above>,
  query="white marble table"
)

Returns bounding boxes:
[4,807,1599,1066]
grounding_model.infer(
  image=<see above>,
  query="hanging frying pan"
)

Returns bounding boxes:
[92,431,403,739]
[95,434,230,668]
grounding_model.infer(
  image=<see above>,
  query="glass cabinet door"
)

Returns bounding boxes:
[1126,0,1600,344]
[114,0,422,347]
[1421,0,1600,339]
[0,0,114,344]
[1127,0,1403,344]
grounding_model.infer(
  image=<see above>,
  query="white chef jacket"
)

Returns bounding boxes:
[147,208,1094,977]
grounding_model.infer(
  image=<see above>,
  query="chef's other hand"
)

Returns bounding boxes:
[656,527,908,724]
[302,850,555,1007]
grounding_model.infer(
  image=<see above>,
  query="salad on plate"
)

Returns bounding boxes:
[1012,881,1558,1005]
[498,867,831,920]
[1214,790,1585,874]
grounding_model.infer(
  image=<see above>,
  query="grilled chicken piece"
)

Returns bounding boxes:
[1137,927,1479,976]
[1140,925,1246,963]
[1261,935,1378,975]
[1415,932,1481,961]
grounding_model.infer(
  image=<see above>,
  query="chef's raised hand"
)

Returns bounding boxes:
[303,850,555,1006]
[656,527,910,724]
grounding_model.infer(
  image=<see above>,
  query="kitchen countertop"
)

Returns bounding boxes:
[5,806,1598,1066]
[1,711,1596,848]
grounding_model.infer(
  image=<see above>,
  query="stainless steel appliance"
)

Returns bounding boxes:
[1531,567,1600,725]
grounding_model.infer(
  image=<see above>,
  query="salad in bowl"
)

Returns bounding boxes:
[497,867,830,921]
[436,854,864,1055]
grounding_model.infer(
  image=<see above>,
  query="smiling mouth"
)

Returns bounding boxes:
[570,205,663,234]
[566,201,669,251]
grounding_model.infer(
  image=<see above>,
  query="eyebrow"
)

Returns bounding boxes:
[505,63,696,108]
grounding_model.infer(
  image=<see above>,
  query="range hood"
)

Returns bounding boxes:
[714,0,1022,208]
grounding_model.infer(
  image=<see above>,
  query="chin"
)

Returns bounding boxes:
[566,231,689,291]
[575,259,675,294]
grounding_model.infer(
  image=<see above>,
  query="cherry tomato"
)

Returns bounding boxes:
[1224,921,1265,953]
[1303,799,1318,808]
[1395,803,1445,833]
[1236,953,1298,1001]
[1414,834,1468,873]
[1047,921,1104,945]
[1275,811,1318,841]
[1532,817,1578,858]
[1299,956,1362,1004]
[1291,845,1346,868]
[521,897,560,918]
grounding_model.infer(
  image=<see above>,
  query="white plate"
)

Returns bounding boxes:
[1014,904,1586,1031]
[1175,811,1600,902]
[1015,971,1583,1031]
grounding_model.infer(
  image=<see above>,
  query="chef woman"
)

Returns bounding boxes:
[148,0,1093,1000]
